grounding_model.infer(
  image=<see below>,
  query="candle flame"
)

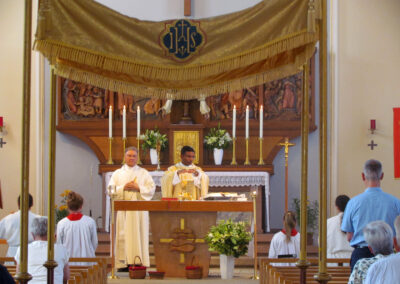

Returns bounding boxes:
[234,105,236,109]
[137,106,140,111]
[246,105,249,109]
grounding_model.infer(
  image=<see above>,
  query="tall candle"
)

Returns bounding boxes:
[232,105,236,138]
[108,106,112,138]
[259,105,263,138]
[137,106,141,138]
[122,105,126,138]
[370,119,376,130]
[245,105,249,139]
[0,116,3,127]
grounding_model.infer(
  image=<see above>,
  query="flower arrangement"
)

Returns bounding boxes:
[204,124,232,150]
[139,128,168,152]
[55,189,70,224]
[292,198,319,232]
[205,219,252,258]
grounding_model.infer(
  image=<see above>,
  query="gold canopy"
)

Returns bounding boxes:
[35,0,318,100]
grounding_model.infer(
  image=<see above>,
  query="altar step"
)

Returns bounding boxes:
[96,231,318,267]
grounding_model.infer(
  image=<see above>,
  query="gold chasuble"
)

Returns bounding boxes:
[161,163,209,200]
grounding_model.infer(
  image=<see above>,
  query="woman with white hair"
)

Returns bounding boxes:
[14,217,70,284]
[348,220,394,284]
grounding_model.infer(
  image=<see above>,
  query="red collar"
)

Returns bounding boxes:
[67,212,83,221]
[281,228,298,236]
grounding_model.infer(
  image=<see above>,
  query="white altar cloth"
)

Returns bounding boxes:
[104,171,270,232]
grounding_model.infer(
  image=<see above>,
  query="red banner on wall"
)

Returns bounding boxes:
[394,108,400,178]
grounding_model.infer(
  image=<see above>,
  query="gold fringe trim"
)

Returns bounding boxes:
[53,44,316,100]
[34,30,318,82]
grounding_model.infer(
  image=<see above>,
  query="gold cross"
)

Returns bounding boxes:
[160,218,204,264]
[278,137,295,165]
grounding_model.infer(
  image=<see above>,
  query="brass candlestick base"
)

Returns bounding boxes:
[122,138,127,164]
[251,189,259,279]
[108,187,120,279]
[156,142,161,171]
[107,138,114,164]
[244,138,250,165]
[137,138,142,165]
[231,138,237,165]
[257,138,265,165]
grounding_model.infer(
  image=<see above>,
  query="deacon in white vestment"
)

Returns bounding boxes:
[108,147,155,268]
[0,194,40,257]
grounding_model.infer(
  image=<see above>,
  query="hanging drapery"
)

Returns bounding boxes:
[35,0,318,100]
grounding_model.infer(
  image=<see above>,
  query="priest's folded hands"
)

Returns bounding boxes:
[123,179,140,191]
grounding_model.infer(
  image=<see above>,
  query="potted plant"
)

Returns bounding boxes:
[55,189,71,224]
[139,128,168,165]
[292,198,319,245]
[205,219,252,279]
[204,124,232,165]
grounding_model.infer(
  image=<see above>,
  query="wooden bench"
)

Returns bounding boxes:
[260,258,351,284]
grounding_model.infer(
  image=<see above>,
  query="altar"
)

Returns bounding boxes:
[113,200,253,277]
[103,169,270,233]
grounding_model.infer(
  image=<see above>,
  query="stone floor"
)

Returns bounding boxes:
[107,268,259,283]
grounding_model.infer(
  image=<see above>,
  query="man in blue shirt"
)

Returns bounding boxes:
[341,159,400,271]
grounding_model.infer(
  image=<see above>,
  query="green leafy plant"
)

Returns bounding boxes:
[204,124,232,149]
[55,189,70,224]
[292,198,319,232]
[205,219,252,258]
[139,128,168,152]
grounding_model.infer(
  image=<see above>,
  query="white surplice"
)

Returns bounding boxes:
[56,215,98,265]
[108,164,155,268]
[327,213,353,259]
[0,210,40,257]
[268,231,300,266]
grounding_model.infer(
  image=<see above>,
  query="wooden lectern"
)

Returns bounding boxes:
[114,200,253,278]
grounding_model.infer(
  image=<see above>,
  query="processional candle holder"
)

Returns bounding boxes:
[107,138,114,164]
[156,141,161,171]
[107,185,119,279]
[230,138,237,165]
[244,138,251,165]
[122,138,127,164]
[250,188,259,279]
[257,138,265,165]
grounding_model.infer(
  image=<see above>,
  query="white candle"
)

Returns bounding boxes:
[137,106,140,138]
[108,106,112,138]
[122,105,126,139]
[245,105,249,139]
[232,105,236,138]
[259,105,263,138]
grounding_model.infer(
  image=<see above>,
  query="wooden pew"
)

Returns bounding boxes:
[260,258,351,284]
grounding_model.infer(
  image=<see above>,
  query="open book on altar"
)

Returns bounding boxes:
[203,192,247,201]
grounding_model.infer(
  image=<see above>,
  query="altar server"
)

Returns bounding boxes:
[56,191,98,265]
[268,211,300,266]
[108,146,155,270]
[0,194,40,258]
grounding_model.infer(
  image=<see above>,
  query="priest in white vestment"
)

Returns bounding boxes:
[108,146,155,269]
[0,194,40,258]
[161,146,209,200]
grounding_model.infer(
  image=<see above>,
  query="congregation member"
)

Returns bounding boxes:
[268,211,300,266]
[161,146,209,200]
[15,217,70,284]
[327,195,353,260]
[0,194,40,258]
[348,221,394,284]
[56,191,98,265]
[364,216,400,284]
[108,147,155,271]
[0,264,15,283]
[341,159,400,270]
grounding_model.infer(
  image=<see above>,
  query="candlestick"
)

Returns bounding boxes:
[245,105,249,139]
[122,105,126,139]
[244,138,250,165]
[258,138,265,165]
[259,105,263,138]
[137,138,142,165]
[108,106,112,138]
[122,138,127,164]
[231,138,237,165]
[107,137,114,164]
[370,119,376,134]
[232,105,236,138]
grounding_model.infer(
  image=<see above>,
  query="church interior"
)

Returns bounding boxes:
[0,0,400,283]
